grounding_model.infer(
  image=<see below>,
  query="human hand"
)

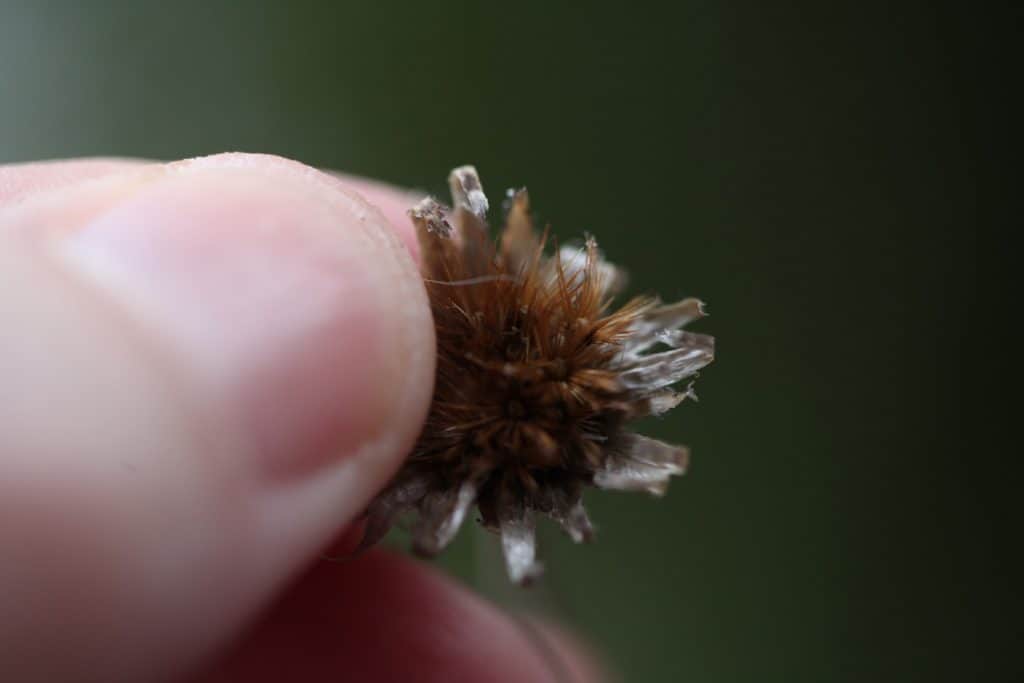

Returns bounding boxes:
[0,154,601,682]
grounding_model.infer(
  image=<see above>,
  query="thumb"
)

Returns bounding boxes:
[0,154,434,681]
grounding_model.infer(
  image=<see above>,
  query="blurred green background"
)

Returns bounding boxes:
[1,1,998,681]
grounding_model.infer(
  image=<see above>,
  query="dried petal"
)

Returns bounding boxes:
[448,165,489,220]
[657,329,715,352]
[641,297,707,331]
[499,504,544,584]
[641,391,687,416]
[618,345,715,393]
[594,461,672,496]
[621,298,707,358]
[359,475,434,551]
[624,434,690,472]
[500,188,539,272]
[553,498,595,543]
[593,435,689,496]
[412,479,478,556]
[554,243,626,298]
[408,197,460,281]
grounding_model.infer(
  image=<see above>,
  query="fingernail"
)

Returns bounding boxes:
[53,159,433,481]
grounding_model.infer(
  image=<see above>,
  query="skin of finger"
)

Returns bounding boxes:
[0,240,234,682]
[528,618,613,683]
[324,171,424,262]
[196,550,600,683]
[163,154,422,261]
[0,157,421,261]
[0,158,152,206]
[0,156,432,681]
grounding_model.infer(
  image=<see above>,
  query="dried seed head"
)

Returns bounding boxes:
[363,166,715,584]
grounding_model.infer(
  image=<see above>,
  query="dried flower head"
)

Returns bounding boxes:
[363,166,714,583]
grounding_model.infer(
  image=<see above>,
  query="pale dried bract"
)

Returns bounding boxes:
[363,165,715,584]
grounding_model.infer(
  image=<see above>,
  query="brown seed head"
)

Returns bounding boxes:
[363,166,714,583]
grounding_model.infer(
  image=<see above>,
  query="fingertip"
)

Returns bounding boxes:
[2,154,435,489]
[168,154,423,263]
[199,550,602,683]
[0,153,436,679]
[1,155,424,265]
[59,155,428,475]
[326,172,425,263]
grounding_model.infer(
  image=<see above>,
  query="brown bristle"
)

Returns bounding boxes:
[363,166,715,584]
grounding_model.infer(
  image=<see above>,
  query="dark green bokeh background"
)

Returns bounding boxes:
[1,2,999,680]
